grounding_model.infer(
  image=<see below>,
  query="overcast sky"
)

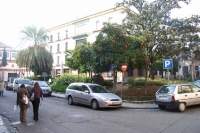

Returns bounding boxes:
[0,0,199,48]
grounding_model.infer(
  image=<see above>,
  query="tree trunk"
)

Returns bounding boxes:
[113,71,117,90]
[149,64,155,79]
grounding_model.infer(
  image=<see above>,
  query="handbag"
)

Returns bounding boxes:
[30,92,35,101]
[22,94,28,104]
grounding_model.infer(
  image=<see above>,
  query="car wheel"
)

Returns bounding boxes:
[91,99,99,110]
[178,103,186,112]
[68,96,74,105]
[158,105,166,110]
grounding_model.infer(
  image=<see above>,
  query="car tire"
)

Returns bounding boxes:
[91,99,99,110]
[68,96,74,105]
[158,105,166,110]
[178,103,186,112]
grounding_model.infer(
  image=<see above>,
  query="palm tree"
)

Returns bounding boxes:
[15,25,53,76]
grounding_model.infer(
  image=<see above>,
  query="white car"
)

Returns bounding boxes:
[65,82,122,110]
[13,78,30,92]
[154,83,200,112]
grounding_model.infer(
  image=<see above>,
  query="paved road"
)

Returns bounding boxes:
[1,90,200,133]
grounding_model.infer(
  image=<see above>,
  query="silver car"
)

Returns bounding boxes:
[65,82,122,110]
[154,83,200,112]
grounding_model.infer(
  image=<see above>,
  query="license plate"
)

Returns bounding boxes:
[112,102,120,105]
[159,95,167,98]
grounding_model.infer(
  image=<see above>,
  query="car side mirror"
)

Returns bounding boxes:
[84,90,90,93]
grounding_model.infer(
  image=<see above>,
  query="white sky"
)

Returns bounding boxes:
[0,0,199,48]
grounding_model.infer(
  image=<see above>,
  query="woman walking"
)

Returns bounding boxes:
[0,80,4,96]
[16,84,30,122]
[29,82,43,121]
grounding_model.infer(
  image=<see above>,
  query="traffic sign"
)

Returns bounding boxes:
[163,59,173,69]
[121,65,127,72]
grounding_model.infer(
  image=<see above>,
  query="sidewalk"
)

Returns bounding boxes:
[0,115,9,133]
[51,92,159,109]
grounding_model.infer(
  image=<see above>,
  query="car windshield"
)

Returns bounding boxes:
[89,85,109,93]
[157,86,175,94]
[37,81,49,87]
[194,80,200,87]
[19,79,30,84]
[10,78,15,83]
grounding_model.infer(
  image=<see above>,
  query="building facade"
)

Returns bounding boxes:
[47,6,145,81]
[0,42,33,81]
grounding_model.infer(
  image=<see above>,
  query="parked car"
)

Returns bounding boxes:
[5,77,16,91]
[65,82,122,110]
[194,80,200,88]
[26,80,52,96]
[13,78,30,92]
[154,83,200,112]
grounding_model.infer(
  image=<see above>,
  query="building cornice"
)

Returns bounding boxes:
[47,6,135,32]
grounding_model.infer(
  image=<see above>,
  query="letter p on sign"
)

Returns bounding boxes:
[163,59,173,69]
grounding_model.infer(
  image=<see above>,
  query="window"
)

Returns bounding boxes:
[65,42,68,51]
[58,33,60,40]
[12,53,16,58]
[57,56,60,65]
[0,52,2,57]
[128,67,133,76]
[181,85,192,93]
[96,21,100,30]
[50,46,52,53]
[108,17,112,23]
[66,30,68,38]
[76,38,86,46]
[138,70,143,76]
[50,35,53,42]
[7,53,9,58]
[57,44,60,52]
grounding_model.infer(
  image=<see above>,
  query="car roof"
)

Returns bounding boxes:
[163,83,192,86]
[69,82,99,86]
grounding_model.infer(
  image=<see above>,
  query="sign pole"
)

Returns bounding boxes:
[121,64,127,99]
[121,71,124,99]
[167,69,169,84]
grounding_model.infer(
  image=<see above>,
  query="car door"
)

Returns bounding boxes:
[177,85,195,106]
[190,84,200,104]
[72,85,83,103]
[78,85,91,105]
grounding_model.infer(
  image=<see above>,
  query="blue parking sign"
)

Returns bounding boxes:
[163,59,173,69]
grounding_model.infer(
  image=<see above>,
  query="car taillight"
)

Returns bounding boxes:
[154,94,156,100]
[171,95,175,101]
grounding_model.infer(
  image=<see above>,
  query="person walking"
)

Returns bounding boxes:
[29,82,43,121]
[16,84,30,122]
[0,80,4,96]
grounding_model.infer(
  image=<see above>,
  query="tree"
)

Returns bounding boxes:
[118,0,200,79]
[93,23,141,90]
[16,46,53,76]
[15,25,53,76]
[65,41,95,80]
[1,46,7,66]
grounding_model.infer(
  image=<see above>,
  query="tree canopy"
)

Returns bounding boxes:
[1,46,7,66]
[16,25,53,76]
[117,0,200,79]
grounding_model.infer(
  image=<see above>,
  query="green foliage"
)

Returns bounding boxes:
[127,77,189,87]
[20,25,48,47]
[52,73,92,86]
[123,96,137,101]
[66,42,95,74]
[118,0,200,79]
[50,84,67,92]
[102,80,113,87]
[1,47,7,66]
[140,96,154,101]
[92,75,104,85]
[16,46,53,76]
